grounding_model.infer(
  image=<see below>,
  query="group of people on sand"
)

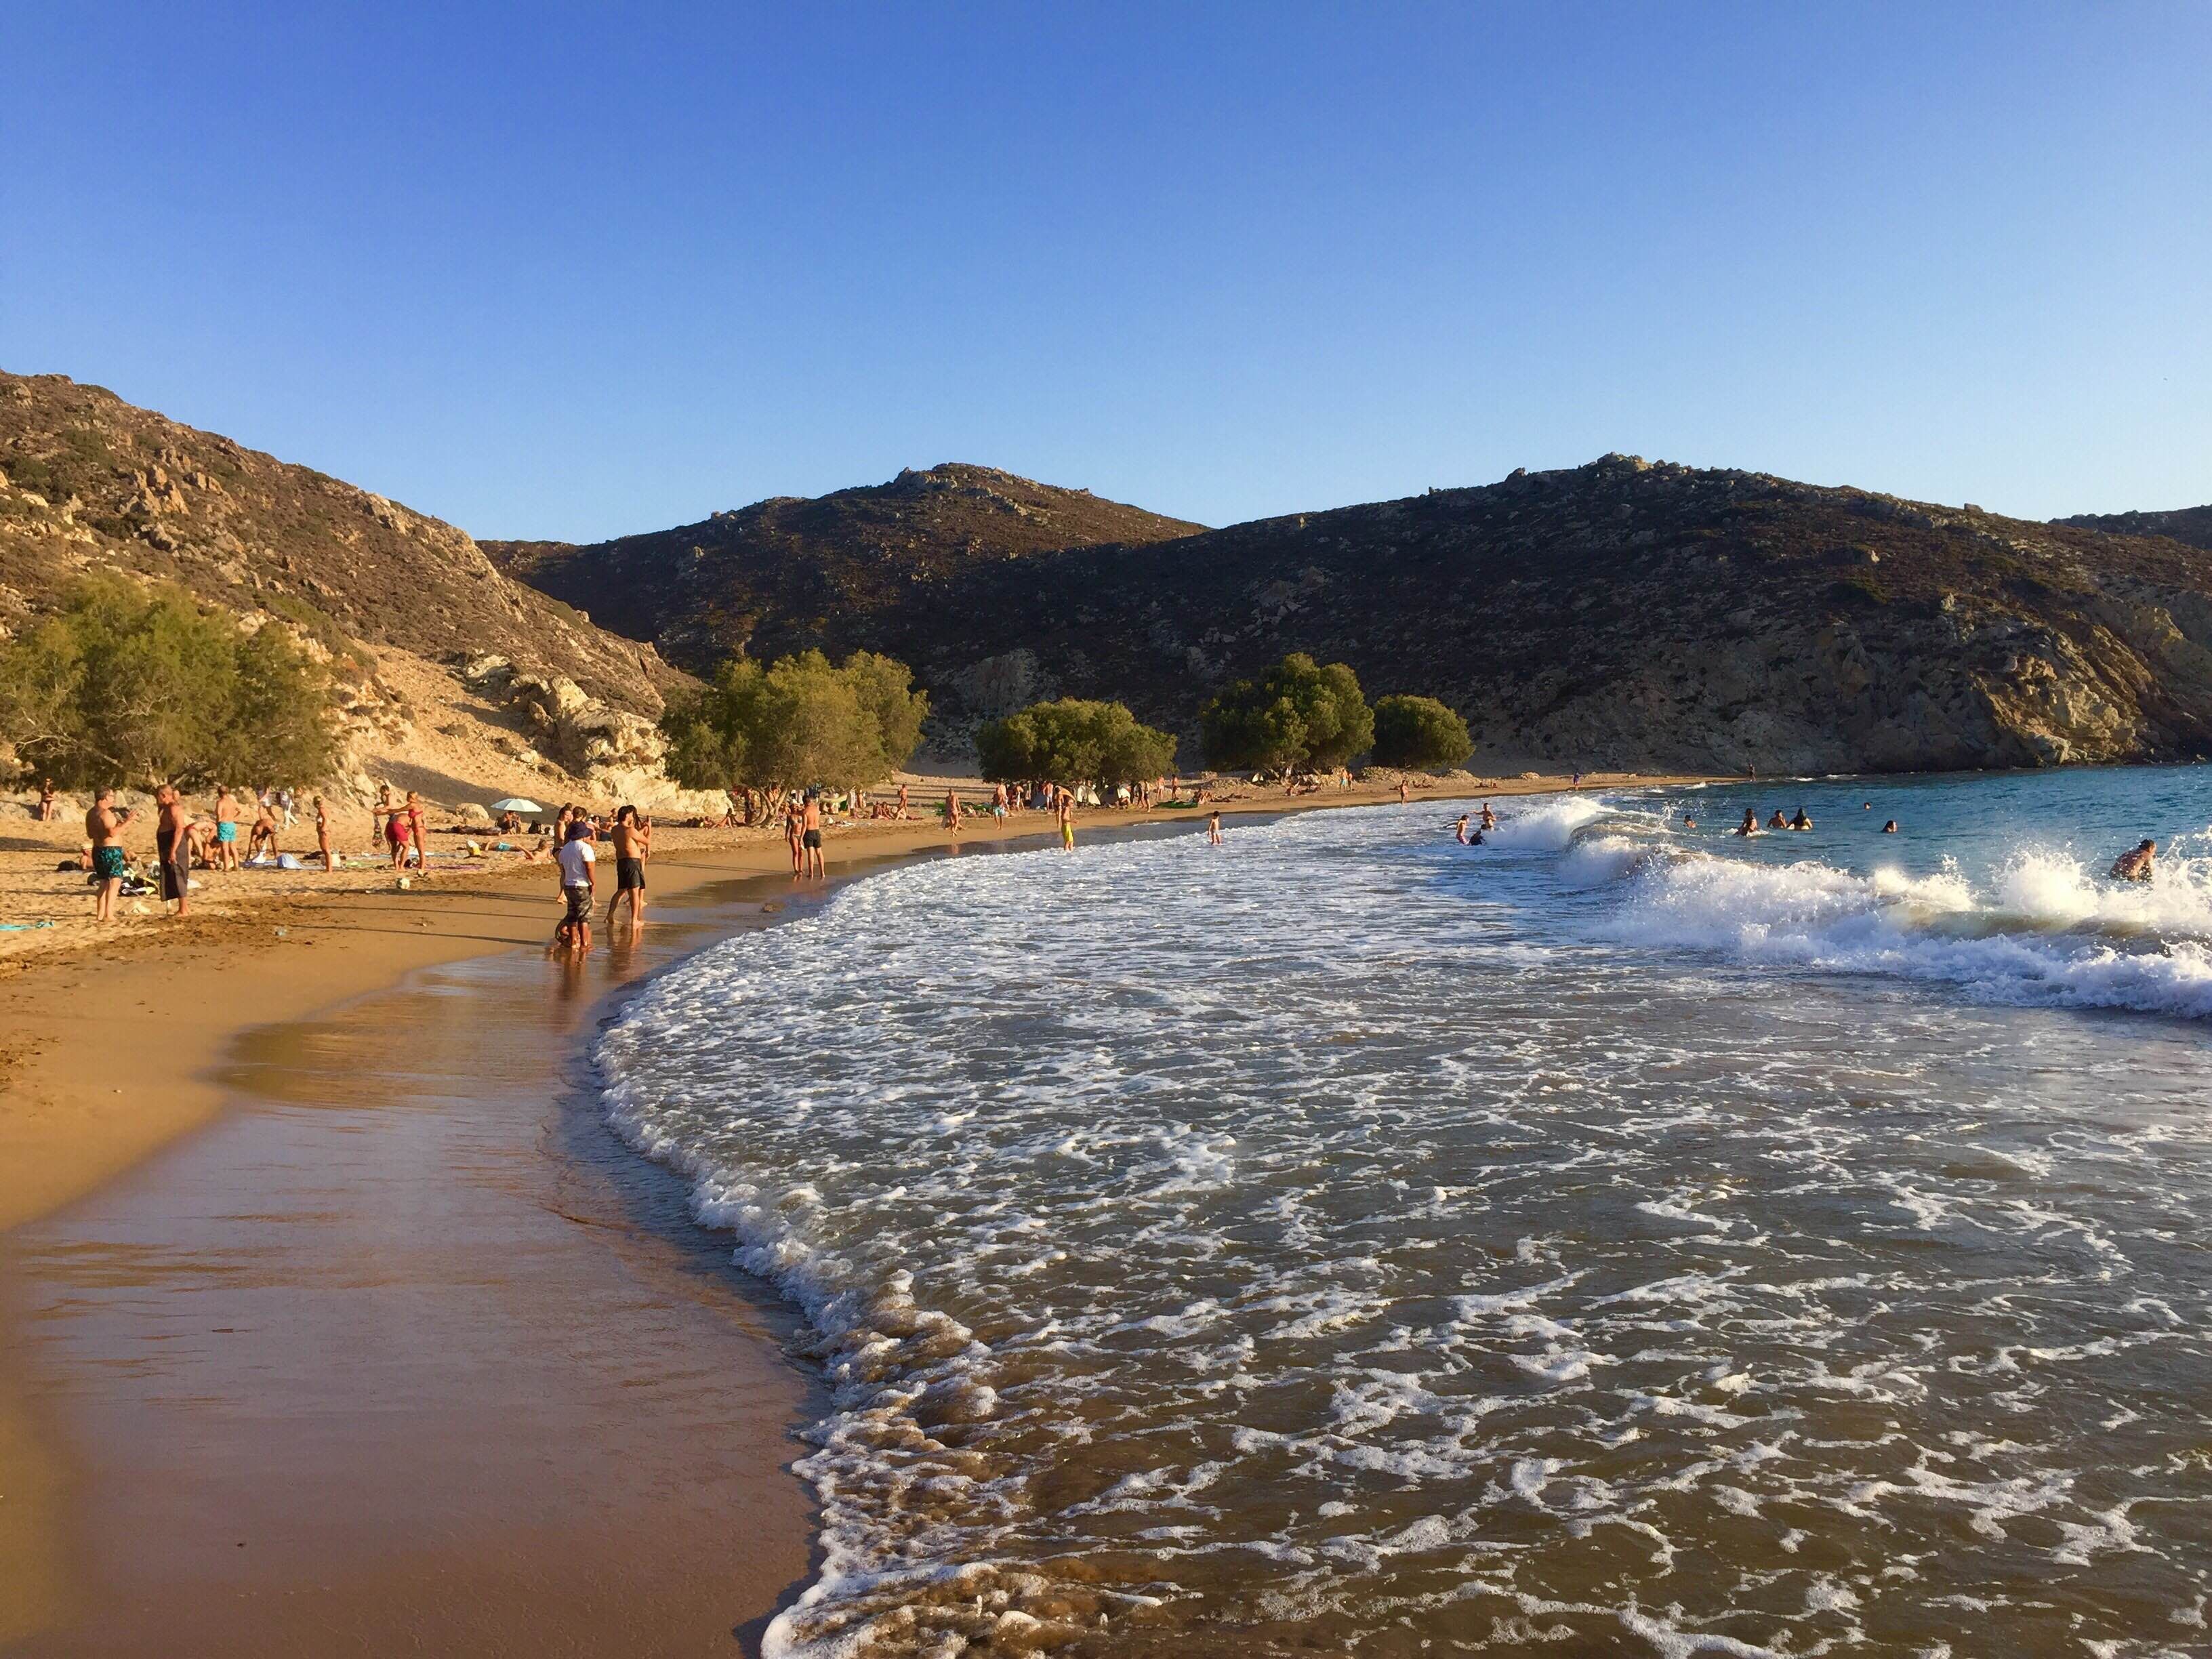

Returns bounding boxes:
[550,802,651,952]
[78,781,339,921]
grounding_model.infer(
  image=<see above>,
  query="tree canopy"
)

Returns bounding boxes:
[0,575,336,787]
[977,698,1177,785]
[1198,653,1373,775]
[659,649,929,794]
[1370,694,1473,770]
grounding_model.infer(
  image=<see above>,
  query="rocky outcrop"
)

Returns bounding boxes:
[511,451,2212,775]
[457,654,719,811]
[480,462,1203,671]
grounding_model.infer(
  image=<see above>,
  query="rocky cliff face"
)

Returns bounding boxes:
[482,462,1203,671]
[2058,505,2212,554]
[0,371,697,799]
[511,452,2212,775]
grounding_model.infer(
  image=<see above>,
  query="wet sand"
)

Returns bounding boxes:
[1,872,830,1656]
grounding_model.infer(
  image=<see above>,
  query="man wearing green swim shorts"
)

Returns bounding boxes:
[85,787,137,923]
[213,784,242,871]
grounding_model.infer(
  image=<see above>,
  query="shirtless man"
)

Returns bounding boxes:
[897,782,909,820]
[246,797,281,860]
[213,784,242,871]
[155,785,192,916]
[945,789,961,842]
[86,787,137,922]
[1479,802,1497,832]
[2110,838,2156,882]
[315,795,335,871]
[608,804,653,927]
[1397,780,1411,804]
[1056,786,1076,851]
[1767,810,1788,830]
[800,790,825,880]
[1737,809,1761,837]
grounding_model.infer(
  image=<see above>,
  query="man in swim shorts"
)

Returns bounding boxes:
[86,787,137,922]
[155,785,192,916]
[607,804,651,928]
[1057,787,1076,851]
[800,790,825,879]
[213,784,242,870]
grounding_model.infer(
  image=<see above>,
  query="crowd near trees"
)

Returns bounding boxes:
[1370,694,1473,770]
[661,648,930,806]
[0,576,335,787]
[977,698,1178,787]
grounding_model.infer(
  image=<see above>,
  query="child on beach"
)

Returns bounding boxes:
[1209,811,1224,846]
[554,820,596,951]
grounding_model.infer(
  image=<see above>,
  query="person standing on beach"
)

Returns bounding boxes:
[314,796,334,871]
[155,785,191,916]
[213,784,241,871]
[783,794,804,874]
[1208,810,1223,846]
[898,782,909,819]
[86,787,136,922]
[39,778,57,821]
[407,792,429,871]
[800,790,825,880]
[607,804,651,928]
[1398,780,1410,804]
[1057,787,1076,851]
[554,820,596,951]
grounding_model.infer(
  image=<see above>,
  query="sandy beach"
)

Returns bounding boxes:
[0,771,1690,1655]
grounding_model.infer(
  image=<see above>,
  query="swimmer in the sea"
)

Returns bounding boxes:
[1737,809,1760,837]
[2110,838,2156,882]
[1767,810,1788,830]
[1479,803,1496,831]
[1455,813,1470,845]
[1881,819,1898,834]
[1789,808,1813,831]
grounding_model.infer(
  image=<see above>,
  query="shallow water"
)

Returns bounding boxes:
[600,770,2212,1656]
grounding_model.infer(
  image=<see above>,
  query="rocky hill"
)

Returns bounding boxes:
[2058,505,2212,553]
[512,453,2212,774]
[481,463,1202,670]
[0,371,698,802]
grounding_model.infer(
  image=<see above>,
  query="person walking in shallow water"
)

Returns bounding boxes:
[1209,810,1224,846]
[800,790,825,880]
[1057,787,1076,851]
[608,804,652,929]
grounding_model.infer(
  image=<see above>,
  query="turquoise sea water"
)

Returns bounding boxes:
[602,766,2212,1657]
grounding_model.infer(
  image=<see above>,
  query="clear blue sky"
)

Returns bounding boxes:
[4,3,2206,540]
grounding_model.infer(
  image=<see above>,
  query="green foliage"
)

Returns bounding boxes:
[659,648,928,792]
[977,699,1178,785]
[0,575,336,787]
[1370,694,1473,770]
[839,650,930,773]
[1200,653,1374,774]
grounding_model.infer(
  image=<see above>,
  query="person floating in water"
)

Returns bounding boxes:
[1737,809,1761,837]
[1881,819,1899,834]
[1789,808,1813,831]
[2110,838,2156,882]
